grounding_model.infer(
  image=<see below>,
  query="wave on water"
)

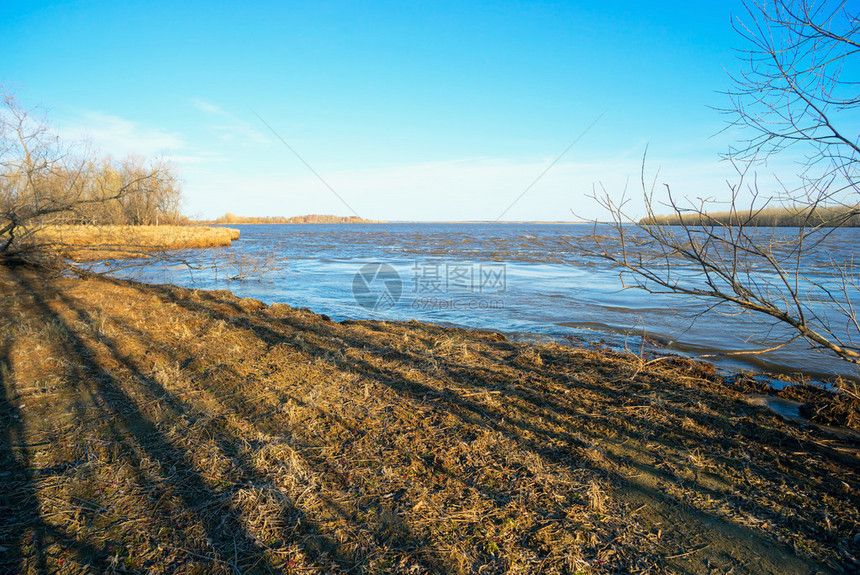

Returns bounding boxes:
[107,222,860,381]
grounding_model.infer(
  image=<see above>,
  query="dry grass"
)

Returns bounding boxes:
[643,205,860,227]
[31,225,240,261]
[0,265,857,574]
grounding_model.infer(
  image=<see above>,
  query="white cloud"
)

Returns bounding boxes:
[191,97,270,145]
[191,98,226,115]
[47,105,771,221]
[57,109,236,168]
[62,111,186,158]
[170,153,228,165]
[181,153,747,221]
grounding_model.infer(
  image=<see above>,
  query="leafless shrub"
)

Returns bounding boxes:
[206,247,282,282]
[594,163,859,368]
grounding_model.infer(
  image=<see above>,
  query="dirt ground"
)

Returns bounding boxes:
[0,264,857,574]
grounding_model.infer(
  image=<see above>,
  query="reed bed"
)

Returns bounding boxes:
[642,205,860,227]
[0,265,857,574]
[31,225,240,261]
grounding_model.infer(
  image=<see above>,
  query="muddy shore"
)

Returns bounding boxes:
[0,264,857,574]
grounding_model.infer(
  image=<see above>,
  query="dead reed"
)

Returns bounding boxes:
[0,266,856,574]
[32,225,240,261]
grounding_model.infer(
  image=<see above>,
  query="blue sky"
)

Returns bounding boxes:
[3,0,771,220]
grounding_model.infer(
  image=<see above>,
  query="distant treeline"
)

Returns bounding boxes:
[210,213,381,224]
[642,205,860,227]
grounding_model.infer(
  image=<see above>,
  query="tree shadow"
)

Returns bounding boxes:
[6,269,849,573]
[9,271,286,573]
[0,341,44,574]
[137,282,848,573]
[8,269,452,573]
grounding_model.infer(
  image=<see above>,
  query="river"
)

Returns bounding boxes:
[105,223,860,381]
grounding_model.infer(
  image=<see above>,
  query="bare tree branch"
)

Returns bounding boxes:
[0,89,185,266]
[592,1,859,370]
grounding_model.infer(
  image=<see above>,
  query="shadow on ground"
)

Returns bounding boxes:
[0,265,857,574]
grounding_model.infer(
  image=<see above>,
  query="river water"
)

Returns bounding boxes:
[108,223,860,381]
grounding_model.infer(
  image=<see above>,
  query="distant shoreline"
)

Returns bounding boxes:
[199,219,591,225]
[393,220,590,224]
[642,205,860,227]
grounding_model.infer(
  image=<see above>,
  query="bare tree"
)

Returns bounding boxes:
[0,90,183,264]
[593,0,859,369]
[724,0,858,199]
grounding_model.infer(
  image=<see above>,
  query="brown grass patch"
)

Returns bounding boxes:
[32,225,240,261]
[0,265,857,574]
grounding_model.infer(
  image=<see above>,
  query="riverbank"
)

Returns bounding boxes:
[1,264,857,574]
[33,225,240,261]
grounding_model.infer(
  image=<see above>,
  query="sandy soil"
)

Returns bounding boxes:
[0,264,857,574]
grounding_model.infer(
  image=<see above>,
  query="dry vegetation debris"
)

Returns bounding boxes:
[0,265,857,574]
